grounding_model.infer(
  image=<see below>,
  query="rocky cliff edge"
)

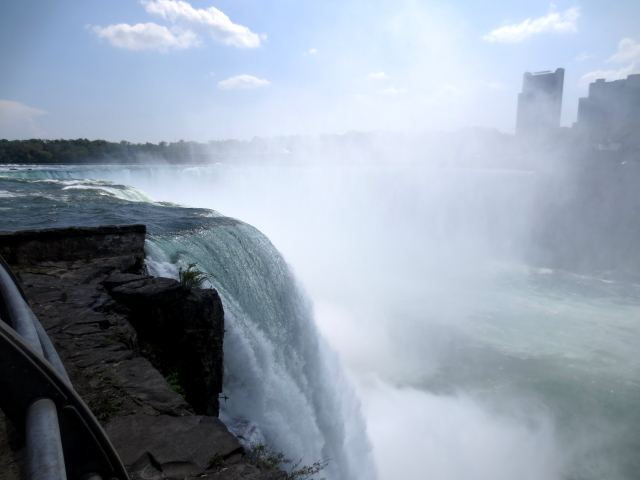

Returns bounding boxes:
[0,225,285,480]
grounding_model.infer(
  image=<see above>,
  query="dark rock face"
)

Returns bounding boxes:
[106,275,225,417]
[0,225,146,264]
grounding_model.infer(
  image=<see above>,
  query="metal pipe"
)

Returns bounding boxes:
[33,314,72,385]
[0,260,70,383]
[25,398,67,480]
[0,264,43,356]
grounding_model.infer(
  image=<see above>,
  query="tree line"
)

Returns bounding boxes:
[0,138,256,164]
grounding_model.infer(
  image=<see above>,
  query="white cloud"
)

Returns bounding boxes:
[575,52,593,62]
[366,72,388,81]
[579,38,640,87]
[0,100,46,138]
[309,48,318,54]
[579,65,635,87]
[377,86,407,96]
[609,38,640,63]
[217,75,270,90]
[142,0,261,48]
[92,23,199,51]
[483,7,580,43]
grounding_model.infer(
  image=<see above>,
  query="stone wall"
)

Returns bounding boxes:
[0,225,146,264]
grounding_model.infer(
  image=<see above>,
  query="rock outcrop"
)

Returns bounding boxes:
[107,275,224,416]
[0,226,286,480]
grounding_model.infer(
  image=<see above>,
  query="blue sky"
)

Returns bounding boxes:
[1,0,639,142]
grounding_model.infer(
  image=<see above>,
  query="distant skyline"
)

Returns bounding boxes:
[1,0,639,142]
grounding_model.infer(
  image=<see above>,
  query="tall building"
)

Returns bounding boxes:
[575,74,640,146]
[516,68,565,135]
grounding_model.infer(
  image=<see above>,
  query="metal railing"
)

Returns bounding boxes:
[0,255,129,480]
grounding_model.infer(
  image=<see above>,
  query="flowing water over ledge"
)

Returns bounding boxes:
[2,164,640,480]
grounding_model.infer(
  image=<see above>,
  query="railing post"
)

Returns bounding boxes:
[25,398,67,480]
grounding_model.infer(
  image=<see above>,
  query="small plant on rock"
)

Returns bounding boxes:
[165,372,186,396]
[178,262,212,288]
[244,443,329,480]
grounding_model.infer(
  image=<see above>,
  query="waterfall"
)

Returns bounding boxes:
[144,219,377,480]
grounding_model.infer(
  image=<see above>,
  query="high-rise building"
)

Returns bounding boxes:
[516,68,565,135]
[575,74,640,146]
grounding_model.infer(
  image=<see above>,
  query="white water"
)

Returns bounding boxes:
[5,164,640,479]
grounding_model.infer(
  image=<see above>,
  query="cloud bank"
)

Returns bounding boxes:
[142,0,261,48]
[483,7,580,43]
[93,0,260,51]
[0,100,45,124]
[217,75,271,90]
[0,100,46,138]
[580,38,640,87]
[92,23,199,51]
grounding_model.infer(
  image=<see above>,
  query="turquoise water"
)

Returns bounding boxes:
[2,164,640,480]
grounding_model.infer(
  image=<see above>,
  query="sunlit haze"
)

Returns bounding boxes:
[1,0,639,141]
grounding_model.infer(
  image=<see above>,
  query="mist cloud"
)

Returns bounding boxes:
[92,23,199,51]
[377,86,406,96]
[580,38,640,87]
[142,0,261,48]
[483,7,580,43]
[217,75,271,90]
[366,72,388,81]
[575,52,593,62]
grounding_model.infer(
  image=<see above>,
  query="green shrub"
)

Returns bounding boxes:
[178,262,212,288]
